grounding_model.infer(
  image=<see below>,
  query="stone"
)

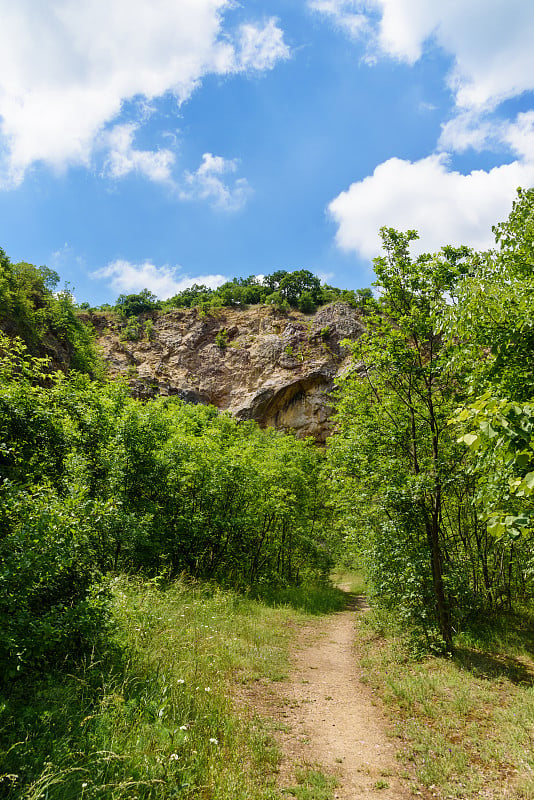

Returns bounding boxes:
[91,302,365,442]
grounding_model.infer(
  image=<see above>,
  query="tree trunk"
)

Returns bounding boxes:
[425,509,453,652]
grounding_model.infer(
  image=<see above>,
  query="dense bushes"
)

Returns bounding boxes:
[0,331,333,680]
[0,482,110,677]
[96,397,330,584]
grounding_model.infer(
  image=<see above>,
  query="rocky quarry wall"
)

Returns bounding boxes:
[92,302,365,443]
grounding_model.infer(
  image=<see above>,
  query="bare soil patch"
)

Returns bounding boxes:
[240,596,416,799]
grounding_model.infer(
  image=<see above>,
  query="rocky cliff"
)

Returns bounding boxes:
[90,302,365,442]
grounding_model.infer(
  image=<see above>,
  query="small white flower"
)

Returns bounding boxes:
[169,753,179,761]
[82,784,88,789]
[209,737,219,745]
[177,679,185,684]
[180,725,188,730]
[204,687,211,692]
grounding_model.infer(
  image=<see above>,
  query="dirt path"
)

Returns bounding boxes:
[254,595,415,799]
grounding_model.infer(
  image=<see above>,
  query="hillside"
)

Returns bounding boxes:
[89,301,366,442]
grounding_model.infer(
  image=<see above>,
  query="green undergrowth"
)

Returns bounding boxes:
[0,577,341,800]
[356,605,534,799]
[250,566,369,615]
[251,581,348,615]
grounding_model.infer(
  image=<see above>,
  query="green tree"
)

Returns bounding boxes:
[297,290,317,313]
[0,250,99,374]
[115,288,160,317]
[0,334,112,678]
[263,270,288,291]
[439,188,534,401]
[162,284,214,309]
[279,269,321,306]
[443,190,534,605]
[329,229,472,650]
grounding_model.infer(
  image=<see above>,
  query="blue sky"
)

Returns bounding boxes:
[1,0,534,305]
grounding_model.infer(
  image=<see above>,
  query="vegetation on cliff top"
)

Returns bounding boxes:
[89,268,373,318]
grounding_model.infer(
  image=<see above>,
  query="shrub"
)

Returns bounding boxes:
[144,318,155,340]
[0,483,110,680]
[215,328,228,350]
[119,317,141,341]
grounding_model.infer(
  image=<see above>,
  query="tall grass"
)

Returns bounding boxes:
[356,605,534,799]
[1,576,339,800]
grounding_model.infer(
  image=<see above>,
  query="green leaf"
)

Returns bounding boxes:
[480,421,498,438]
[456,408,471,422]
[487,521,506,536]
[515,452,531,467]
[460,433,479,447]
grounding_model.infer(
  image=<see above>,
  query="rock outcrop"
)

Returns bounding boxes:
[91,302,365,442]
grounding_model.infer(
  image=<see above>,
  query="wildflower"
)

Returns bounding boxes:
[209,737,219,745]
[82,783,88,789]
[177,679,185,684]
[180,725,188,730]
[204,687,211,692]
[169,753,179,761]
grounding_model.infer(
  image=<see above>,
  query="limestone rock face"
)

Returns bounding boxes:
[91,302,365,442]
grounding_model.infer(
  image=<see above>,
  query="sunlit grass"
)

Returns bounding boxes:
[330,567,367,596]
[0,576,341,800]
[252,581,348,615]
[285,768,338,800]
[355,606,534,798]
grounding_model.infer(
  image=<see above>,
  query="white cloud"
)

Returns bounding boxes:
[49,243,87,280]
[313,2,534,259]
[439,110,534,164]
[236,19,291,72]
[0,1,289,186]
[181,152,251,211]
[100,135,253,209]
[308,1,369,39]
[102,123,175,182]
[439,112,496,154]
[317,270,335,284]
[502,112,534,162]
[310,1,534,111]
[92,259,227,299]
[328,154,534,259]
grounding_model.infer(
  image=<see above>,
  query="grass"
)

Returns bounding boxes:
[329,568,367,596]
[0,576,341,800]
[252,580,349,615]
[284,768,338,800]
[355,604,534,799]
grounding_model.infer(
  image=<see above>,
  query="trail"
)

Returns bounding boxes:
[247,593,415,799]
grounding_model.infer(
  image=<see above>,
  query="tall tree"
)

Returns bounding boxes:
[329,229,471,650]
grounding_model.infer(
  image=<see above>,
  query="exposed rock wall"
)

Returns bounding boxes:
[91,302,365,442]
